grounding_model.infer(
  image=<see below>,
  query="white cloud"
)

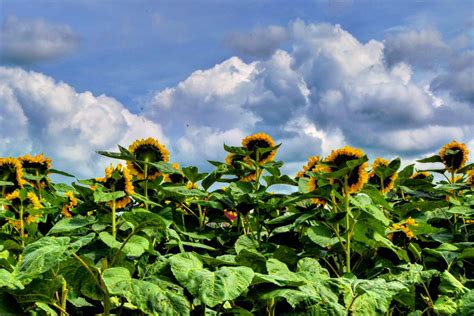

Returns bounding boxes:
[0,15,79,64]
[383,28,449,68]
[0,67,166,178]
[145,20,473,171]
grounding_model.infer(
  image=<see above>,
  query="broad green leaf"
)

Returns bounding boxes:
[168,253,204,287]
[439,270,468,296]
[99,232,149,257]
[0,269,23,290]
[93,190,125,203]
[265,258,306,286]
[234,235,258,254]
[18,237,71,279]
[296,257,330,280]
[433,296,458,315]
[188,266,254,307]
[307,224,340,248]
[122,209,169,231]
[103,267,191,315]
[161,185,207,197]
[48,216,96,234]
[461,290,474,316]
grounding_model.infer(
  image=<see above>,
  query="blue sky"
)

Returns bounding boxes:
[1,0,473,178]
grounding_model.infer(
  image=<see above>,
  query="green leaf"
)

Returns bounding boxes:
[93,190,125,203]
[48,216,96,234]
[0,269,23,290]
[103,267,191,315]
[439,270,468,296]
[433,296,458,315]
[461,290,474,316]
[417,155,443,163]
[48,168,75,177]
[0,181,14,186]
[148,161,183,174]
[307,225,340,248]
[234,235,258,254]
[182,166,207,182]
[193,267,254,307]
[99,232,149,257]
[122,209,170,232]
[265,258,307,286]
[161,185,207,197]
[296,257,330,281]
[169,253,254,307]
[18,237,71,279]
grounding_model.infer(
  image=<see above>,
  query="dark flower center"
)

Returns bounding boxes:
[246,140,272,161]
[330,154,362,187]
[134,145,165,174]
[443,146,464,170]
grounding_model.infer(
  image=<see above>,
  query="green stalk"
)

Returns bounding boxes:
[343,176,351,273]
[111,184,117,239]
[144,162,149,211]
[60,278,68,316]
[19,199,25,247]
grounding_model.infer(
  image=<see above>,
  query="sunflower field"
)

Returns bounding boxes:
[0,134,473,315]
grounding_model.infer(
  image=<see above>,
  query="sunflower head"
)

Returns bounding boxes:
[242,133,277,164]
[164,163,187,184]
[0,158,25,195]
[467,169,474,187]
[439,141,469,172]
[410,171,432,181]
[325,146,368,194]
[296,156,321,179]
[127,137,170,180]
[369,158,398,194]
[95,164,135,209]
[62,191,78,217]
[19,154,52,175]
[5,190,42,209]
[307,175,327,206]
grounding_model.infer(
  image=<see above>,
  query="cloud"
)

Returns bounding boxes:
[226,25,289,57]
[383,28,449,69]
[0,67,166,178]
[0,15,79,64]
[145,20,473,171]
[430,51,474,103]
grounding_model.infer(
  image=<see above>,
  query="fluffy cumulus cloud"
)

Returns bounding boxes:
[146,20,474,175]
[0,15,80,64]
[0,67,166,178]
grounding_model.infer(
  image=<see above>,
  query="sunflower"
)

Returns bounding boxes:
[439,141,469,172]
[240,170,262,182]
[325,146,368,194]
[369,158,398,194]
[242,133,277,164]
[164,163,186,184]
[0,158,25,195]
[5,190,42,209]
[410,171,432,180]
[19,154,52,188]
[62,191,78,217]
[307,172,327,206]
[296,155,321,179]
[467,169,474,187]
[95,164,135,209]
[127,137,170,180]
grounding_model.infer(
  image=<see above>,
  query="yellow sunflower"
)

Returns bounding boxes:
[369,158,398,194]
[439,140,469,172]
[95,164,135,209]
[240,170,262,182]
[296,155,321,179]
[127,137,170,180]
[325,146,368,194]
[467,169,474,187]
[5,190,42,209]
[307,174,326,206]
[62,191,78,217]
[410,171,432,180]
[0,158,25,195]
[242,133,277,164]
[19,154,52,188]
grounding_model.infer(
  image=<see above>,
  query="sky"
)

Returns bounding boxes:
[0,0,473,179]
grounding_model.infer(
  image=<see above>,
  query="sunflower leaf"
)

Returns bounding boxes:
[48,169,75,177]
[417,155,443,163]
[0,181,14,186]
[147,161,182,174]
[93,190,125,203]
[96,150,132,161]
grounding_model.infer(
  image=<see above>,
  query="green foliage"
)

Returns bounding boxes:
[0,140,472,315]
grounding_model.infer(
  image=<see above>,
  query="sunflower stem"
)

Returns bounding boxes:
[20,199,25,247]
[344,176,351,273]
[144,162,149,211]
[112,200,117,239]
[60,277,68,316]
